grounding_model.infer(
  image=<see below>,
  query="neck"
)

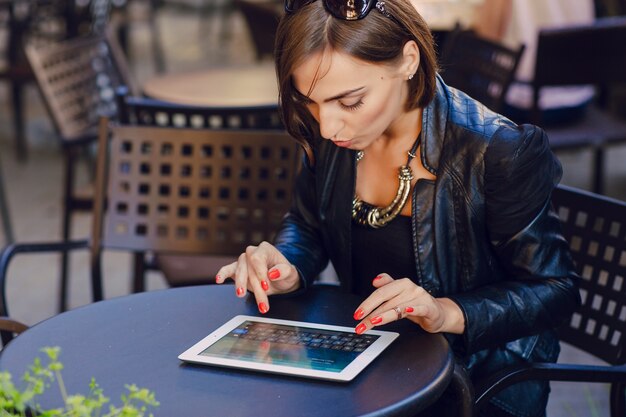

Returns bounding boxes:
[366,107,423,155]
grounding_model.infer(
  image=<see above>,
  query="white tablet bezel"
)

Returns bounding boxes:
[178,315,399,382]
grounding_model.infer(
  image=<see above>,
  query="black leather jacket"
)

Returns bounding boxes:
[275,77,580,417]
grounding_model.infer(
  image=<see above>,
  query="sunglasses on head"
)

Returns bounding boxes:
[284,0,394,21]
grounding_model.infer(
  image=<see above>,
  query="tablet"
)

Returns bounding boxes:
[178,315,399,382]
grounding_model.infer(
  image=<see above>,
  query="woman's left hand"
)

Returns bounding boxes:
[353,273,465,335]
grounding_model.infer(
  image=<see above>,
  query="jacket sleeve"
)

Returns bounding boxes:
[273,153,329,291]
[448,124,581,354]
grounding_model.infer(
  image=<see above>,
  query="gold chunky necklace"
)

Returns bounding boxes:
[352,133,422,228]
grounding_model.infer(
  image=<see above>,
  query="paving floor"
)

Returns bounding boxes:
[1,4,626,416]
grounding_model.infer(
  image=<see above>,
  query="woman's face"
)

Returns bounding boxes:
[292,49,413,151]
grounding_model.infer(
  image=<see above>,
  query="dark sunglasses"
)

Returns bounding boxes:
[284,0,394,21]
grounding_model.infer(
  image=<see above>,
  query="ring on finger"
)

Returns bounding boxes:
[393,306,402,321]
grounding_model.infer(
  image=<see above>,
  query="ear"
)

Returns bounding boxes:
[399,40,420,80]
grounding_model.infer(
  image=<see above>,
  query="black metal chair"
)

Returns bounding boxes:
[234,0,280,61]
[0,119,299,322]
[529,16,626,194]
[116,88,285,290]
[0,316,28,347]
[475,184,626,416]
[438,27,525,113]
[25,30,137,311]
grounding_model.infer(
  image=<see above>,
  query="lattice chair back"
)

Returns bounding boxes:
[439,28,525,113]
[116,87,283,130]
[25,30,135,142]
[92,121,299,272]
[552,185,626,364]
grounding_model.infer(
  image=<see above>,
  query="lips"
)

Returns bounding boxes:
[332,139,352,148]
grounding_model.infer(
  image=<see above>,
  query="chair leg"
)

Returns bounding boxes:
[11,81,28,162]
[592,146,605,195]
[609,382,626,417]
[132,252,146,293]
[0,158,15,244]
[59,149,77,312]
[451,361,475,417]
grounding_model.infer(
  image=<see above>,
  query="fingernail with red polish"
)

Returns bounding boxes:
[215,274,221,283]
[236,287,245,296]
[372,275,383,284]
[268,269,280,280]
[261,280,269,291]
[258,302,269,314]
[355,323,367,334]
[353,308,364,320]
[405,307,414,313]
[370,316,382,325]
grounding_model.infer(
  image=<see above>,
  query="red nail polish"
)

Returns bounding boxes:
[372,275,383,283]
[405,307,414,313]
[236,287,245,296]
[215,274,221,283]
[268,269,280,280]
[261,280,269,291]
[353,308,364,320]
[370,316,382,325]
[355,323,367,334]
[258,302,269,314]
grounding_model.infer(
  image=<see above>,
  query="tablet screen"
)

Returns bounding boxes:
[199,320,379,373]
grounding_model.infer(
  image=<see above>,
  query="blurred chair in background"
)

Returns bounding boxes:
[0,0,132,161]
[234,0,280,61]
[116,88,285,290]
[475,184,626,416]
[0,120,299,313]
[529,16,626,195]
[25,29,138,311]
[438,27,524,113]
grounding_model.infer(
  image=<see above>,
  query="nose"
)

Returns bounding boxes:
[317,105,342,140]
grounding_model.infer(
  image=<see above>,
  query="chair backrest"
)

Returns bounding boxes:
[234,0,280,61]
[25,28,136,141]
[439,28,524,112]
[534,16,626,90]
[116,87,284,130]
[551,185,626,364]
[92,120,299,259]
[0,317,28,347]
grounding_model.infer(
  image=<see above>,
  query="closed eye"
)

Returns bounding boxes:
[339,99,364,111]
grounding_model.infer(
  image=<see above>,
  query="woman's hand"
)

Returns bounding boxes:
[353,273,465,335]
[215,241,301,314]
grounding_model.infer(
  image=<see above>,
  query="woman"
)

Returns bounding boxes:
[216,0,580,415]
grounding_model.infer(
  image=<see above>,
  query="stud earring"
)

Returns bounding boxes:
[408,74,414,80]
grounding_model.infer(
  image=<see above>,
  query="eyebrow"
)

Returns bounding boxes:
[295,86,366,103]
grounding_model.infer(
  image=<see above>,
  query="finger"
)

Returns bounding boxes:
[404,304,428,318]
[371,273,393,288]
[247,244,272,293]
[245,247,270,314]
[354,277,405,320]
[267,264,286,281]
[233,253,250,298]
[215,261,238,284]
[369,306,405,328]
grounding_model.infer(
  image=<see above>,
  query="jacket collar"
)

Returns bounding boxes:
[420,75,449,176]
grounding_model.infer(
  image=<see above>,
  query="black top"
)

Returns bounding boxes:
[352,180,435,296]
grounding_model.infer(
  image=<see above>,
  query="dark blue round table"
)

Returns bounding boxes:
[0,285,454,416]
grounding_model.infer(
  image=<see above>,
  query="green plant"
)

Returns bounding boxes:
[0,347,159,417]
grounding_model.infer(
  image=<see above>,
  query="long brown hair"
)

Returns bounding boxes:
[274,0,438,163]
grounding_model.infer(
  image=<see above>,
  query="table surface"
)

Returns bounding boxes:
[142,63,278,107]
[0,285,454,417]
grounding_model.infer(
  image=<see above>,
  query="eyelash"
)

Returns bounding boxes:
[339,100,364,111]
